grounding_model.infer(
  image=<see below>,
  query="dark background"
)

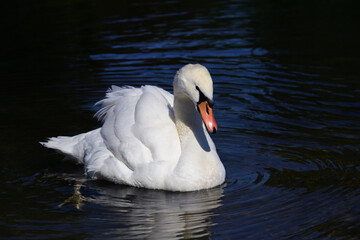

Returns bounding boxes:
[0,0,359,239]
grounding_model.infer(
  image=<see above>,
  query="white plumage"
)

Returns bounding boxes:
[42,64,225,191]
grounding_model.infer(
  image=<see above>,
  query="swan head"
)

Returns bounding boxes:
[174,64,218,134]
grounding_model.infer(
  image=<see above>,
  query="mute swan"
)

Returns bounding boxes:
[42,64,226,191]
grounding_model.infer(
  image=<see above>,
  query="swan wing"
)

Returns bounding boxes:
[96,85,181,171]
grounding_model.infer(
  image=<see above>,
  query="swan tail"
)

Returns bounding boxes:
[40,130,100,164]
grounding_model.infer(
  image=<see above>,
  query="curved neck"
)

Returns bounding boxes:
[174,95,193,138]
[173,91,210,152]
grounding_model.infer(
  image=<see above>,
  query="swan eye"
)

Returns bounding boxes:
[196,86,214,107]
[196,86,206,103]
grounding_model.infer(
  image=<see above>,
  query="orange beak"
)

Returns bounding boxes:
[198,101,218,134]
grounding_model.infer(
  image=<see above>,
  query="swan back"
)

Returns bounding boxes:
[97,86,181,172]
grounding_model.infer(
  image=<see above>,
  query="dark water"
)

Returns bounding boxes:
[1,0,360,239]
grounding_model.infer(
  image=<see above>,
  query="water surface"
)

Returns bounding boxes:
[1,0,360,239]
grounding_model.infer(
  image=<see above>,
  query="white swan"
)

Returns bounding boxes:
[42,64,225,191]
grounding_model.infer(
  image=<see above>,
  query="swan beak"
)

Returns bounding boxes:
[198,101,218,134]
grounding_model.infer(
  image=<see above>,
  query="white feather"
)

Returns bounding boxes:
[41,64,226,191]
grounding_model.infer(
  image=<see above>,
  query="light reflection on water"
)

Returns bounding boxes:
[1,0,360,239]
[83,181,223,240]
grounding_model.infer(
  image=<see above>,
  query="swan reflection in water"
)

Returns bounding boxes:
[70,179,224,239]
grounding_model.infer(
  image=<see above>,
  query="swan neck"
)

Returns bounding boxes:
[173,92,200,141]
